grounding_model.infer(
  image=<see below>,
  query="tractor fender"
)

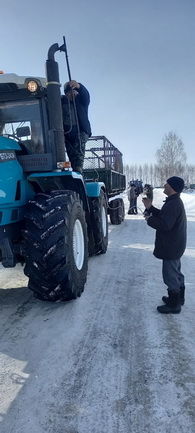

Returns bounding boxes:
[27,171,106,212]
[85,182,105,198]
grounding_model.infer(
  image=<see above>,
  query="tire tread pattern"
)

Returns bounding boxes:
[23,190,88,301]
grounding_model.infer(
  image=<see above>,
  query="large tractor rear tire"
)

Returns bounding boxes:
[89,190,108,255]
[109,198,125,225]
[23,190,88,301]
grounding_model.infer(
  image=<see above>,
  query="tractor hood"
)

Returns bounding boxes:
[0,136,21,151]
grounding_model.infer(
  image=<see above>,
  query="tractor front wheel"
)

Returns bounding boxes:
[23,190,88,301]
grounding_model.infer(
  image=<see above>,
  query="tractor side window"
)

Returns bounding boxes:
[1,121,32,153]
[0,100,45,154]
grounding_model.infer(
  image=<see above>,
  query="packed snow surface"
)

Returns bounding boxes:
[0,188,195,433]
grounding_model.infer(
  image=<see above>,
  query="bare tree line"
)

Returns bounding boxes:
[124,163,195,186]
[124,131,195,187]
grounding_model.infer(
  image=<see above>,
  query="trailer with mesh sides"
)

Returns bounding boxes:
[83,135,126,225]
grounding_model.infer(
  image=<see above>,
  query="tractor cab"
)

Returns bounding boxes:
[0,73,54,169]
[0,42,67,172]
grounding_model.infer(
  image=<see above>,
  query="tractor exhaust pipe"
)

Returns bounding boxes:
[46,43,65,166]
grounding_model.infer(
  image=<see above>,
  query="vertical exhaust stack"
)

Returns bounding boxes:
[46,43,66,166]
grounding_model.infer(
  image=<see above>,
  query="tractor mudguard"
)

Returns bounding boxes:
[28,171,106,211]
[85,181,105,197]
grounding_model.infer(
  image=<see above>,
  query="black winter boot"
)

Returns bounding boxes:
[157,291,181,314]
[162,286,185,306]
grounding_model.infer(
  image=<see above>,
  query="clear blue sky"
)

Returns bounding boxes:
[1,0,195,165]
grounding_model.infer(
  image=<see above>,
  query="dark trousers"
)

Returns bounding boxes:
[128,198,137,213]
[65,131,89,170]
[162,259,185,293]
[133,197,138,213]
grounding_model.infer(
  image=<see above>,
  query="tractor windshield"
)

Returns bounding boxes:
[0,99,45,154]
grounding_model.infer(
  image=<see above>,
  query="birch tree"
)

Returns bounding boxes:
[156,131,186,183]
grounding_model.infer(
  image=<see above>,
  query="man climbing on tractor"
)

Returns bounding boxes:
[61,79,91,173]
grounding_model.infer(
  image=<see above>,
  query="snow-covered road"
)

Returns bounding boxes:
[0,190,195,433]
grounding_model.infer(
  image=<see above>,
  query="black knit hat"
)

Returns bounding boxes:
[167,176,184,193]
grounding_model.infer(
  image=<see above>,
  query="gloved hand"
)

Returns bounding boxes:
[65,80,80,91]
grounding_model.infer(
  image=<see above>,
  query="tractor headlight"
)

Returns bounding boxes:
[26,80,39,92]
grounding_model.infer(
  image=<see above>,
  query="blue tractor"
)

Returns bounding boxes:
[0,40,110,301]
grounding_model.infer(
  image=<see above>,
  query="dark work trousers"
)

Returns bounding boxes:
[65,131,89,170]
[133,197,138,214]
[129,198,135,212]
[162,259,185,293]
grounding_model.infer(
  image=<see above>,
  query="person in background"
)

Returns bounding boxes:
[61,80,91,173]
[133,184,140,214]
[142,176,187,314]
[128,183,137,214]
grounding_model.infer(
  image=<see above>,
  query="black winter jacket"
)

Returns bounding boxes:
[147,194,187,259]
[61,83,91,136]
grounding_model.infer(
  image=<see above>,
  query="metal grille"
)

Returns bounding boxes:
[84,135,123,174]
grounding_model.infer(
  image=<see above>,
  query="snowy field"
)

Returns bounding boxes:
[0,188,195,433]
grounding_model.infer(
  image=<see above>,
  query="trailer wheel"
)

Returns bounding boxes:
[109,198,125,225]
[23,190,88,301]
[89,190,108,254]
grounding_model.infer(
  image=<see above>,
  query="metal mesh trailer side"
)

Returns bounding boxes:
[83,136,126,197]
